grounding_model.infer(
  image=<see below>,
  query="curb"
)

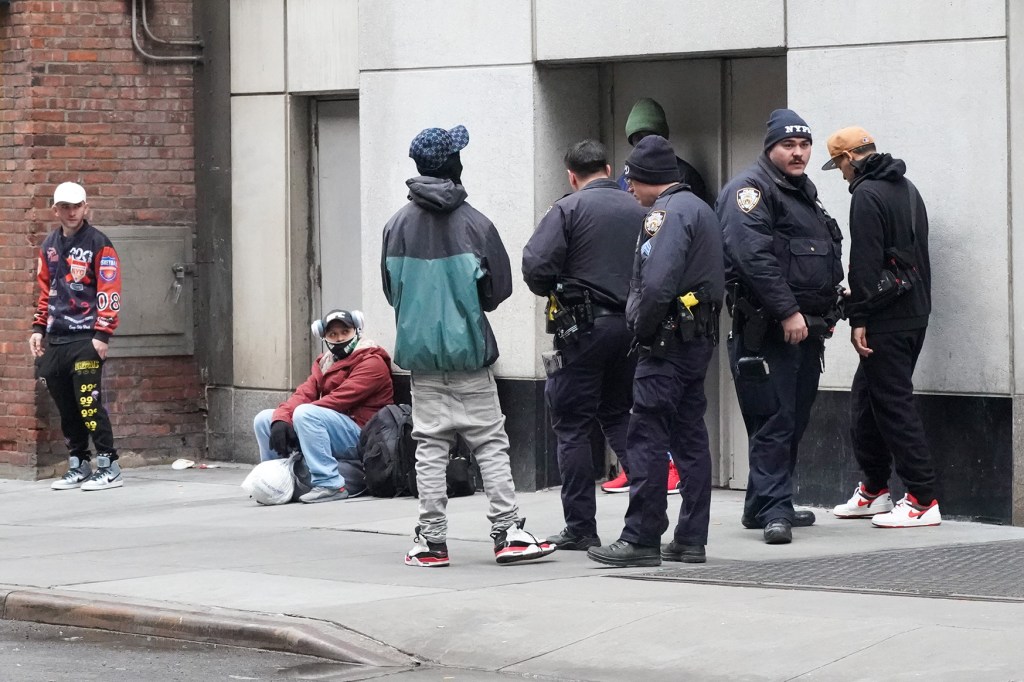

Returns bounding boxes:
[0,587,416,668]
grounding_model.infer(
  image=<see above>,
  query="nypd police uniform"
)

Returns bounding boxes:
[717,123,844,534]
[523,177,646,542]
[618,183,725,552]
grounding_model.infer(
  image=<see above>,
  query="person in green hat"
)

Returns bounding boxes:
[617,98,710,205]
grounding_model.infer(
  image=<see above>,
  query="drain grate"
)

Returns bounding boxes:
[622,539,1024,602]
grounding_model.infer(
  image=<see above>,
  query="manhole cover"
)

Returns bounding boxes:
[622,539,1024,602]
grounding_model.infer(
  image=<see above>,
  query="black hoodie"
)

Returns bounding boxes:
[845,153,931,331]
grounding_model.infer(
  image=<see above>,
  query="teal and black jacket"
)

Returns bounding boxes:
[381,176,512,372]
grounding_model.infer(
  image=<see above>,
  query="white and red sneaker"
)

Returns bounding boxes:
[667,459,681,495]
[872,493,941,528]
[601,469,629,494]
[492,519,557,565]
[405,526,450,567]
[833,483,894,518]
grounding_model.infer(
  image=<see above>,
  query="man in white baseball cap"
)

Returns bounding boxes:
[34,181,126,491]
[52,181,88,205]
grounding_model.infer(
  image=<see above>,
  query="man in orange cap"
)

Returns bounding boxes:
[822,127,940,528]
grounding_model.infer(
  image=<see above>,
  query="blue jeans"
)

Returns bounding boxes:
[253,406,362,490]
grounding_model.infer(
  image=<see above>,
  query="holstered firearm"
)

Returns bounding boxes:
[727,280,769,354]
[546,284,593,345]
[649,286,718,358]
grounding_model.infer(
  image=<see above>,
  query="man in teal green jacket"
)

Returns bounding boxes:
[382,124,556,569]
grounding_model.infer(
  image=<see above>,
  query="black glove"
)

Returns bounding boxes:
[269,420,298,457]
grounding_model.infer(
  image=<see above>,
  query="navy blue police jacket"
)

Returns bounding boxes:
[717,155,844,319]
[627,183,725,342]
[522,178,647,310]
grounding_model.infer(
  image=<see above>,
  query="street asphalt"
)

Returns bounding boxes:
[1,464,1023,681]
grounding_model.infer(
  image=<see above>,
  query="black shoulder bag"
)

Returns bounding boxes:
[862,182,922,312]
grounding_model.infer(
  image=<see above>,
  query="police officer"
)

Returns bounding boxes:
[587,135,724,567]
[523,139,646,550]
[718,109,844,544]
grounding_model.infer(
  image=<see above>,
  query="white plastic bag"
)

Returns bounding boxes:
[241,454,298,505]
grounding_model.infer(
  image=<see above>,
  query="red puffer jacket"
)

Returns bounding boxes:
[272,341,394,428]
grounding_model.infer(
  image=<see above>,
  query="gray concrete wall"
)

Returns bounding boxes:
[535,0,784,61]
[1009,0,1024,524]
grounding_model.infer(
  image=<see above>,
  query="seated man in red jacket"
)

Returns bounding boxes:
[253,310,394,503]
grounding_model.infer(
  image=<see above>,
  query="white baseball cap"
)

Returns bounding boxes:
[53,182,87,205]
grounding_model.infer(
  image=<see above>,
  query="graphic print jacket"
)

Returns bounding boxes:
[33,220,121,343]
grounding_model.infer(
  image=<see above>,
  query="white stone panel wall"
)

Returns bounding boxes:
[231,95,291,389]
[529,65,601,379]
[788,0,1005,48]
[287,0,359,93]
[535,0,783,62]
[359,0,533,71]
[790,40,1009,395]
[359,66,538,378]
[1012,1,1024,396]
[229,0,285,94]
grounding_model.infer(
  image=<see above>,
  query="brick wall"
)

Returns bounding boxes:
[0,1,206,478]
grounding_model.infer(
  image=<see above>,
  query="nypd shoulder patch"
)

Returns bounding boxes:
[644,210,666,236]
[736,187,761,213]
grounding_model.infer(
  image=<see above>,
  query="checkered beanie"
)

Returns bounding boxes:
[409,125,470,171]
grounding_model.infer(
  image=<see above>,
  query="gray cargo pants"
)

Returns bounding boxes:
[410,367,520,541]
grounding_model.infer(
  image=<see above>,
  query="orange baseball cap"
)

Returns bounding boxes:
[822,126,876,170]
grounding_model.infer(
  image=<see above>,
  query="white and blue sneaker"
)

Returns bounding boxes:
[80,455,123,491]
[51,456,92,490]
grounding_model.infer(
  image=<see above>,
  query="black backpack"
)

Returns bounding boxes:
[359,404,480,498]
[446,435,480,498]
[360,404,418,497]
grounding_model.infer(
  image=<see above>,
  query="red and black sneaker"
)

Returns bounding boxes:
[667,459,681,495]
[601,469,629,494]
[491,518,557,565]
[404,526,450,567]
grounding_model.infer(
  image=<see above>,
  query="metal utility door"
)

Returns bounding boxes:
[313,99,362,324]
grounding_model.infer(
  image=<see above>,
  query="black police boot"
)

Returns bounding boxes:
[660,540,706,563]
[586,540,661,568]
[763,519,793,545]
[744,509,816,529]
[793,509,816,527]
[545,527,600,551]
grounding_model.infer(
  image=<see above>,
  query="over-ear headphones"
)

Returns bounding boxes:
[311,309,364,339]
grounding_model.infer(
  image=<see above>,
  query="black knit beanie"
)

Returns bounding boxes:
[763,109,812,151]
[623,135,679,185]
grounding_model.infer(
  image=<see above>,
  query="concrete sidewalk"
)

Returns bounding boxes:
[1,465,1023,681]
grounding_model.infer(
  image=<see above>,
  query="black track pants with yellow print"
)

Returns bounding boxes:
[38,339,116,460]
